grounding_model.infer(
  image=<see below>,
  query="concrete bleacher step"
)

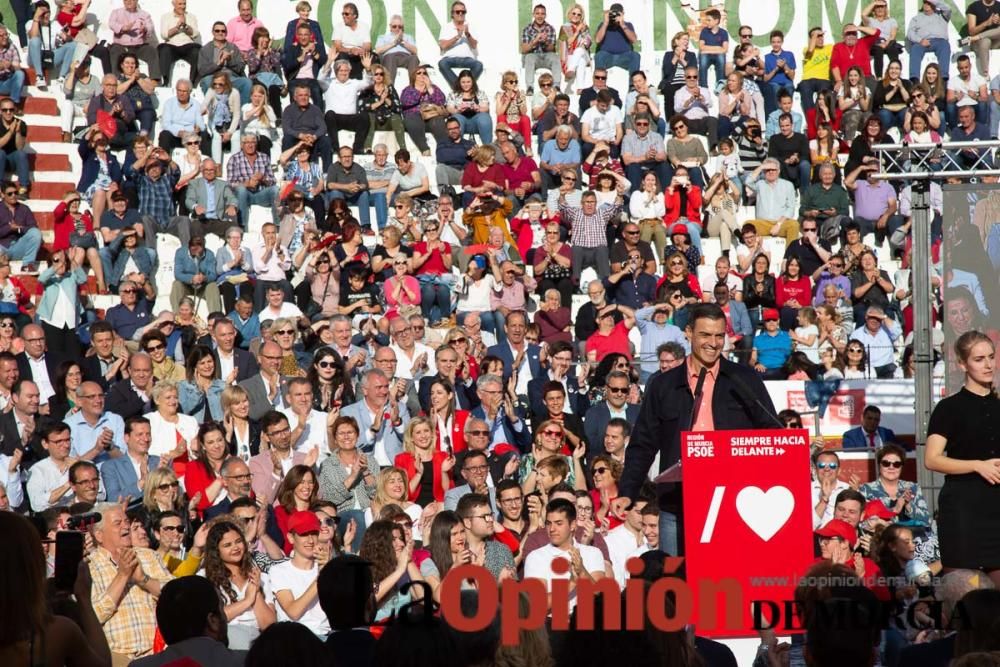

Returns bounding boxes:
[26,125,63,143]
[30,181,78,200]
[24,97,58,116]
[29,153,71,172]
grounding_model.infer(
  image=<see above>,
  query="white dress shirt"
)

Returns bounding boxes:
[26,456,72,512]
[28,355,55,404]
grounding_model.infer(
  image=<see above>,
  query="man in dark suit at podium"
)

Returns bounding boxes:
[614,303,779,555]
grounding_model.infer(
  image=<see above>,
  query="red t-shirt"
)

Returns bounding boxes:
[586,321,632,361]
[461,163,507,192]
[830,31,879,79]
[412,241,452,276]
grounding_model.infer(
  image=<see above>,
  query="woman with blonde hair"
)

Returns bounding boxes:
[142,467,186,515]
[221,384,261,461]
[145,381,200,462]
[241,82,279,156]
[460,144,506,208]
[364,466,424,526]
[559,3,592,94]
[495,71,533,152]
[269,317,308,377]
[393,416,455,505]
[203,71,242,163]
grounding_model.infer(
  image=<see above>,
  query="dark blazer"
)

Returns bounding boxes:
[841,425,898,449]
[16,352,62,396]
[214,347,261,385]
[105,380,153,421]
[659,51,698,95]
[418,374,478,414]
[583,401,640,460]
[81,355,125,392]
[226,419,262,459]
[282,40,328,80]
[527,374,586,420]
[77,141,123,193]
[239,373,286,422]
[0,409,44,463]
[470,405,531,452]
[485,342,543,385]
[621,359,778,510]
[896,634,953,667]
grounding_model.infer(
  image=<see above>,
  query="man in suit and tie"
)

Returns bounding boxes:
[584,370,640,460]
[248,411,312,506]
[341,368,409,467]
[102,416,159,502]
[486,311,543,402]
[842,405,898,449]
[0,379,43,463]
[16,324,62,409]
[418,344,478,414]
[184,158,239,240]
[526,341,587,420]
[81,321,129,391]
[106,353,155,421]
[239,341,286,421]
[443,449,498,512]
[211,317,259,385]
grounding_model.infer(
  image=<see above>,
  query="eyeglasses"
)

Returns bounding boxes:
[593,466,609,475]
[225,473,253,481]
[159,525,183,533]
[373,72,384,77]
[185,140,199,146]
[542,429,563,437]
[157,481,180,491]
[0,108,14,113]
[802,227,817,232]
[470,513,494,521]
[504,270,516,276]
[540,82,552,88]
[0,322,13,329]
[634,121,649,126]
[394,204,407,209]
[606,386,629,394]
[235,515,257,525]
[276,329,296,336]
[880,460,903,469]
[830,263,844,268]
[593,75,607,80]
[672,125,686,131]
[266,426,291,437]
[317,360,338,369]
[390,23,403,28]
[561,176,576,182]
[319,516,340,527]
[848,348,864,353]
[684,75,698,80]
[145,343,164,352]
[3,190,17,196]
[392,326,413,335]
[464,465,488,473]
[213,28,227,33]
[416,70,427,76]
[468,429,489,436]
[453,9,466,14]
[73,477,100,486]
[815,462,839,470]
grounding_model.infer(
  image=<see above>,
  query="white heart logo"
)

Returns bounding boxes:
[735,486,795,542]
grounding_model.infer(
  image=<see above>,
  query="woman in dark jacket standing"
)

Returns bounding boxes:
[659,31,698,121]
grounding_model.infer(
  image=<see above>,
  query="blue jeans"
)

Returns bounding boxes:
[418,275,452,322]
[594,50,640,76]
[2,227,41,262]
[454,112,493,145]
[797,78,832,111]
[0,149,30,187]
[877,108,908,133]
[437,57,483,88]
[28,38,75,80]
[235,185,278,228]
[682,219,703,254]
[659,510,679,555]
[327,189,372,229]
[698,52,726,88]
[908,38,950,81]
[371,192,388,230]
[0,70,26,103]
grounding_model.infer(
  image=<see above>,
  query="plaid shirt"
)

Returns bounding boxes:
[521,21,557,53]
[136,167,179,226]
[89,547,173,657]
[560,200,621,248]
[0,43,20,80]
[227,150,276,188]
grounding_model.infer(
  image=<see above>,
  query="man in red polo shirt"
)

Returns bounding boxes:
[585,303,635,362]
[830,23,880,89]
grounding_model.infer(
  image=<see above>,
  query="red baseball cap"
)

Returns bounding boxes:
[287,510,321,535]
[670,223,689,236]
[815,518,858,548]
[763,308,780,321]
[863,499,895,521]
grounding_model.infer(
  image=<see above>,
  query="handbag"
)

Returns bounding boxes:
[420,103,448,121]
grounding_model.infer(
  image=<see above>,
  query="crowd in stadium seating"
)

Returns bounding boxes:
[0,0,997,665]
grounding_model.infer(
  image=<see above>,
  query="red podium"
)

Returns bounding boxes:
[677,429,814,637]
